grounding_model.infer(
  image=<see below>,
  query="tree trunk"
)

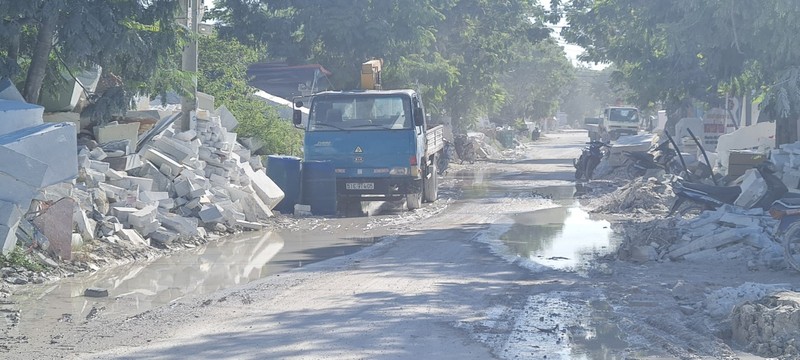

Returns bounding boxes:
[7,32,19,63]
[23,10,59,104]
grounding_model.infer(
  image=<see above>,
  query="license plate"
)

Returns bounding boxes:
[346,182,374,190]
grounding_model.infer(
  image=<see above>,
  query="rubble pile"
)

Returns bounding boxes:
[670,206,783,268]
[61,109,285,258]
[593,176,674,214]
[615,218,680,263]
[614,205,784,268]
[0,84,79,257]
[731,291,800,358]
[0,84,287,277]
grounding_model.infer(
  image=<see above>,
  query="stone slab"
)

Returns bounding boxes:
[94,122,140,146]
[143,148,184,179]
[32,197,75,260]
[0,122,78,187]
[216,105,238,131]
[0,99,44,136]
[238,162,284,209]
[669,228,752,259]
[0,146,48,188]
[102,154,143,171]
[0,200,22,255]
[0,172,37,205]
[0,78,25,102]
[42,112,80,134]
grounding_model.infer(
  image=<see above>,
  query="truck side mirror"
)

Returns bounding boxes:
[293,109,302,126]
[294,100,303,108]
[414,108,424,127]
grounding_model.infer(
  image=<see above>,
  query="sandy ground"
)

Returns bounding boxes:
[4,131,799,360]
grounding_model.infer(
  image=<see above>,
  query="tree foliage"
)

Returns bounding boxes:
[495,38,575,125]
[198,34,302,155]
[553,0,800,143]
[0,0,185,122]
[209,0,555,132]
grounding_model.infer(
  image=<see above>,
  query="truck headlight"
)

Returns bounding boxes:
[389,167,408,175]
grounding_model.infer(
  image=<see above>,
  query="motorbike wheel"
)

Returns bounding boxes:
[584,157,600,181]
[574,159,585,180]
[783,222,800,272]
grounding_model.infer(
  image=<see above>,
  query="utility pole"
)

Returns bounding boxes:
[180,0,199,131]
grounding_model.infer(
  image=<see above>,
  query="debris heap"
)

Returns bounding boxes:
[1,87,286,274]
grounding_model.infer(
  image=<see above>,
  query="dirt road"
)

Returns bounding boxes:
[5,131,796,359]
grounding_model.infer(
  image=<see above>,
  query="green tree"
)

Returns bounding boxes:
[209,0,553,132]
[0,0,185,113]
[434,0,551,132]
[553,0,800,143]
[198,34,302,155]
[495,38,575,125]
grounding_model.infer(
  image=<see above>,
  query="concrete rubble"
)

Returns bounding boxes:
[0,82,286,271]
[731,290,800,358]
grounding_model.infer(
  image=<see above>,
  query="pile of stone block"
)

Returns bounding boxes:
[66,106,285,252]
[0,83,79,255]
[665,205,782,268]
[0,80,287,263]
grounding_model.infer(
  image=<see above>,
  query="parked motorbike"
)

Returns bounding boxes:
[454,134,476,164]
[574,140,611,181]
[669,162,788,216]
[531,127,541,141]
[437,139,453,175]
[623,140,681,178]
[768,196,800,272]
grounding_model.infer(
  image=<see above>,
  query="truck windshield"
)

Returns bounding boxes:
[308,95,412,131]
[609,108,639,123]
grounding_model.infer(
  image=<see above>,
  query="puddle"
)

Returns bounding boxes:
[569,300,630,360]
[9,229,377,335]
[456,168,577,202]
[498,292,632,359]
[501,202,621,271]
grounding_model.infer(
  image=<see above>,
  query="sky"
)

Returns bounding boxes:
[538,0,608,70]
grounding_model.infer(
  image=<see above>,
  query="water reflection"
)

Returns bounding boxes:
[570,300,629,360]
[13,231,285,326]
[502,203,620,270]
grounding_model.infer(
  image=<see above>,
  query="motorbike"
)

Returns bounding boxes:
[454,134,476,164]
[531,127,541,141]
[623,140,682,178]
[574,140,611,181]
[437,139,453,175]
[767,196,800,272]
[669,161,788,216]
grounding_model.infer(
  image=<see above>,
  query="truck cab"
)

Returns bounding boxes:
[601,106,640,140]
[293,89,443,211]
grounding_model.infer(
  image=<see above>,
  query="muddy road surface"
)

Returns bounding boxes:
[4,131,793,359]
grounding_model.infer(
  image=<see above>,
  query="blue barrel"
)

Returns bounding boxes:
[266,155,302,214]
[302,161,337,216]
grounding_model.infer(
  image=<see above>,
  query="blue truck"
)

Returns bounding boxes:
[292,87,444,212]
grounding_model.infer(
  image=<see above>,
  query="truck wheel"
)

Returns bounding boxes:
[423,163,438,203]
[407,192,422,210]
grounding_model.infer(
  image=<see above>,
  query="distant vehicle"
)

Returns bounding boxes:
[293,59,445,212]
[586,106,641,141]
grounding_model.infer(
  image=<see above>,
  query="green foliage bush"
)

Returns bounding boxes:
[198,34,302,156]
[0,246,44,272]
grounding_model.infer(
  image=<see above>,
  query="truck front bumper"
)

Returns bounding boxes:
[336,177,422,201]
